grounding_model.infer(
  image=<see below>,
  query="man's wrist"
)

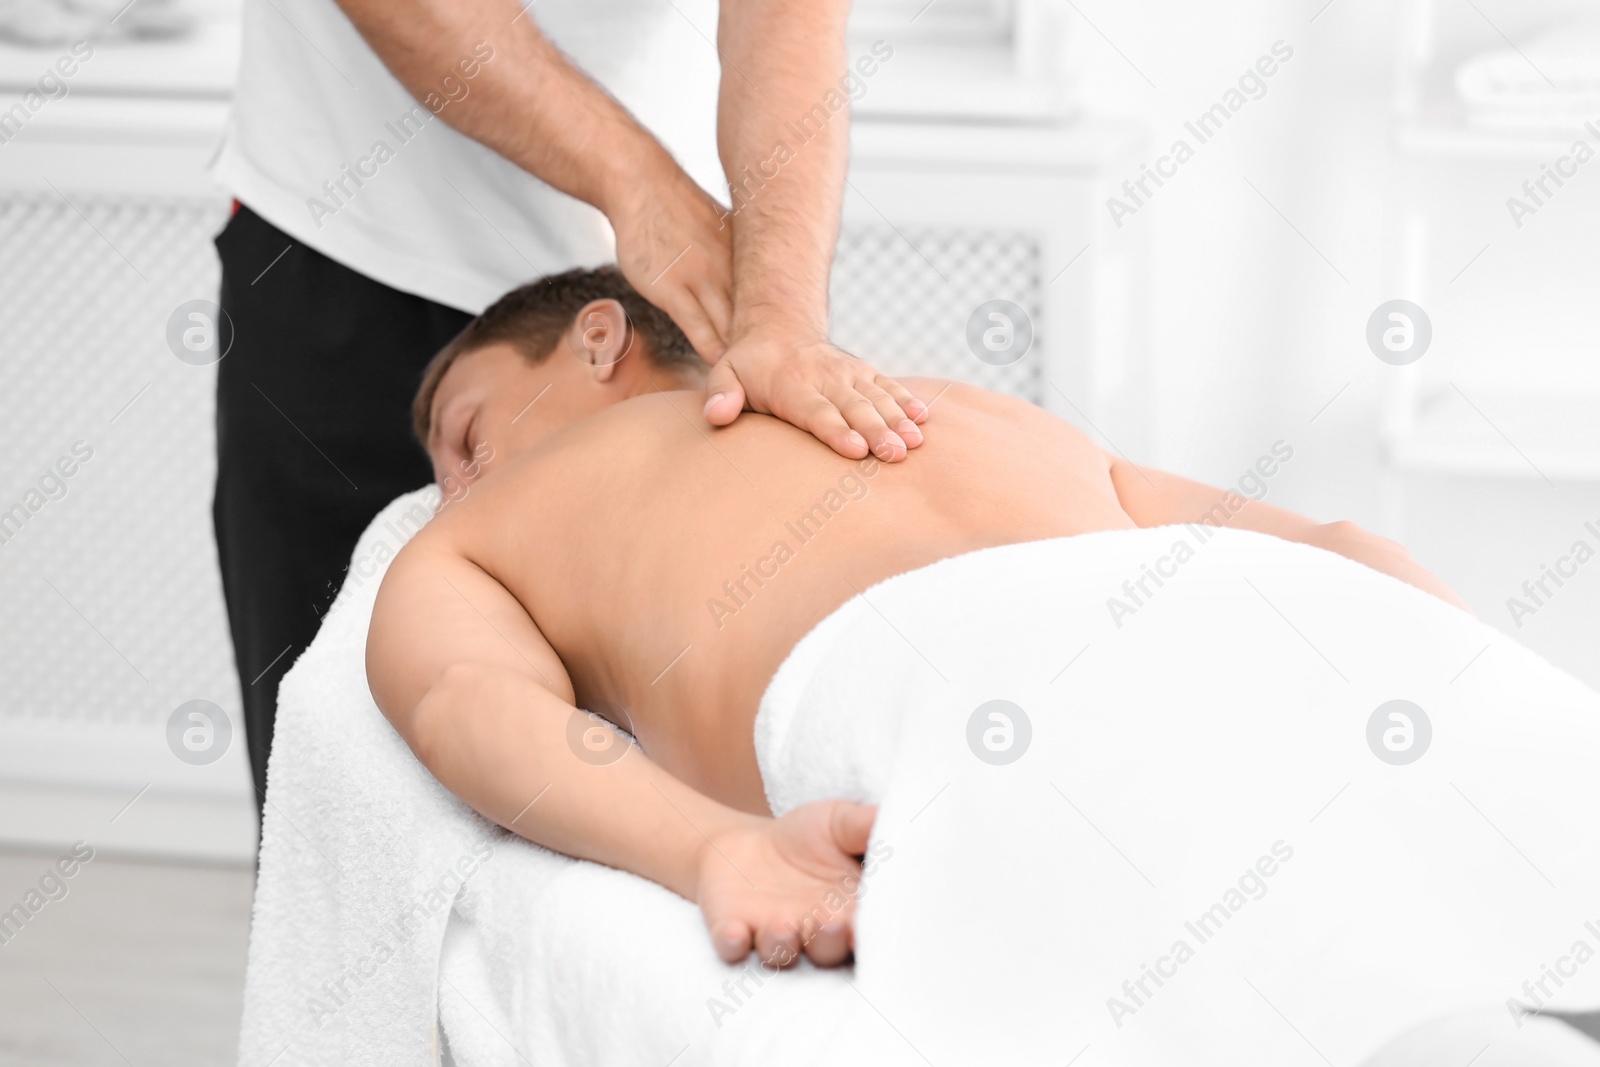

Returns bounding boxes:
[728,306,829,349]
[593,135,684,222]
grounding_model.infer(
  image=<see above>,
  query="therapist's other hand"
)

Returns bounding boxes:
[703,335,928,463]
[696,800,875,969]
[610,166,733,364]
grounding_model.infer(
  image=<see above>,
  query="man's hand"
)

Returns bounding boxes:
[609,162,735,364]
[703,337,929,463]
[706,0,927,463]
[696,799,877,968]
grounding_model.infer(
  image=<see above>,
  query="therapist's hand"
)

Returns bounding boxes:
[702,334,929,463]
[610,163,734,364]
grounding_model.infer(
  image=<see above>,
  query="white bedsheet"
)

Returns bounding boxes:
[239,492,1600,1066]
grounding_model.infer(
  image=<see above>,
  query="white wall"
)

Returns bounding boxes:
[1060,0,1600,687]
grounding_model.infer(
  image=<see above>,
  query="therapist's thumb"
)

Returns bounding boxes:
[702,360,746,426]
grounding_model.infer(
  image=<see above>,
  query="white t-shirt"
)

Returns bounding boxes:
[213,0,723,313]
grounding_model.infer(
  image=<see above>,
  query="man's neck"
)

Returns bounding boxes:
[625,369,707,400]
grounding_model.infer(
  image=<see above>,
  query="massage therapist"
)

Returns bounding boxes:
[208,0,927,817]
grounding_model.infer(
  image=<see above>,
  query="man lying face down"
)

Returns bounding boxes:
[366,267,1467,971]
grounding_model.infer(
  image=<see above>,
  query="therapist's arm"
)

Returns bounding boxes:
[332,0,733,359]
[705,0,928,463]
[329,0,923,463]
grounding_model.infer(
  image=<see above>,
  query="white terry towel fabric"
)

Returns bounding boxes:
[755,527,1600,1065]
[237,486,497,1067]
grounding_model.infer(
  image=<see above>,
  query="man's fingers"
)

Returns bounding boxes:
[789,393,870,459]
[824,383,905,463]
[712,918,753,963]
[831,802,877,856]
[803,921,852,967]
[703,361,747,426]
[877,374,930,425]
[857,381,923,450]
[691,274,734,357]
[756,925,802,969]
[660,287,725,365]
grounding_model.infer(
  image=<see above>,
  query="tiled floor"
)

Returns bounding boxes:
[0,847,253,1066]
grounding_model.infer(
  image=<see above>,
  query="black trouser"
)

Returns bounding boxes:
[213,205,473,818]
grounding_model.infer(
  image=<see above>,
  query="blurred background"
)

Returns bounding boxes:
[1,0,1597,1061]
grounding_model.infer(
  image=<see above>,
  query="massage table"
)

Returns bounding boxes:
[238,488,1600,1066]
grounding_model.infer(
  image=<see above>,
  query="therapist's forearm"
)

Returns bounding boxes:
[716,0,853,341]
[332,0,672,220]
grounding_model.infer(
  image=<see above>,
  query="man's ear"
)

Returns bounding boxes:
[565,298,633,381]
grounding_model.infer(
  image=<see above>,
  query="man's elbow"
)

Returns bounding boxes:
[1311,519,1406,557]
[401,662,487,765]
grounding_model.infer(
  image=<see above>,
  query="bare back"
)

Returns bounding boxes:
[416,379,1136,809]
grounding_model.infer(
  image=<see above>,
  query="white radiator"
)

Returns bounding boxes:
[0,182,251,860]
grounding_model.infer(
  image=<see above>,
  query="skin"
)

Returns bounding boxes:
[331,0,926,463]
[368,304,1469,970]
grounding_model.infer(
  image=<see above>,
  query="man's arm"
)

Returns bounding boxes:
[366,537,872,966]
[1107,457,1470,610]
[330,0,924,462]
[334,0,733,360]
[702,0,929,462]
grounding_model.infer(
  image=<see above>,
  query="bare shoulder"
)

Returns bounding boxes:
[378,489,498,605]
[390,496,466,562]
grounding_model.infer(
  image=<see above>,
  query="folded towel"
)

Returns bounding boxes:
[238,487,497,1067]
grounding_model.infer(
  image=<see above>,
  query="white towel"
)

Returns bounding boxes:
[238,487,496,1067]
[757,527,1600,1065]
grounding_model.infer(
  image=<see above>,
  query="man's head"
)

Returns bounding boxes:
[415,266,706,493]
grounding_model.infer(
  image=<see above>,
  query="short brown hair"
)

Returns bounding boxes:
[412,265,700,444]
